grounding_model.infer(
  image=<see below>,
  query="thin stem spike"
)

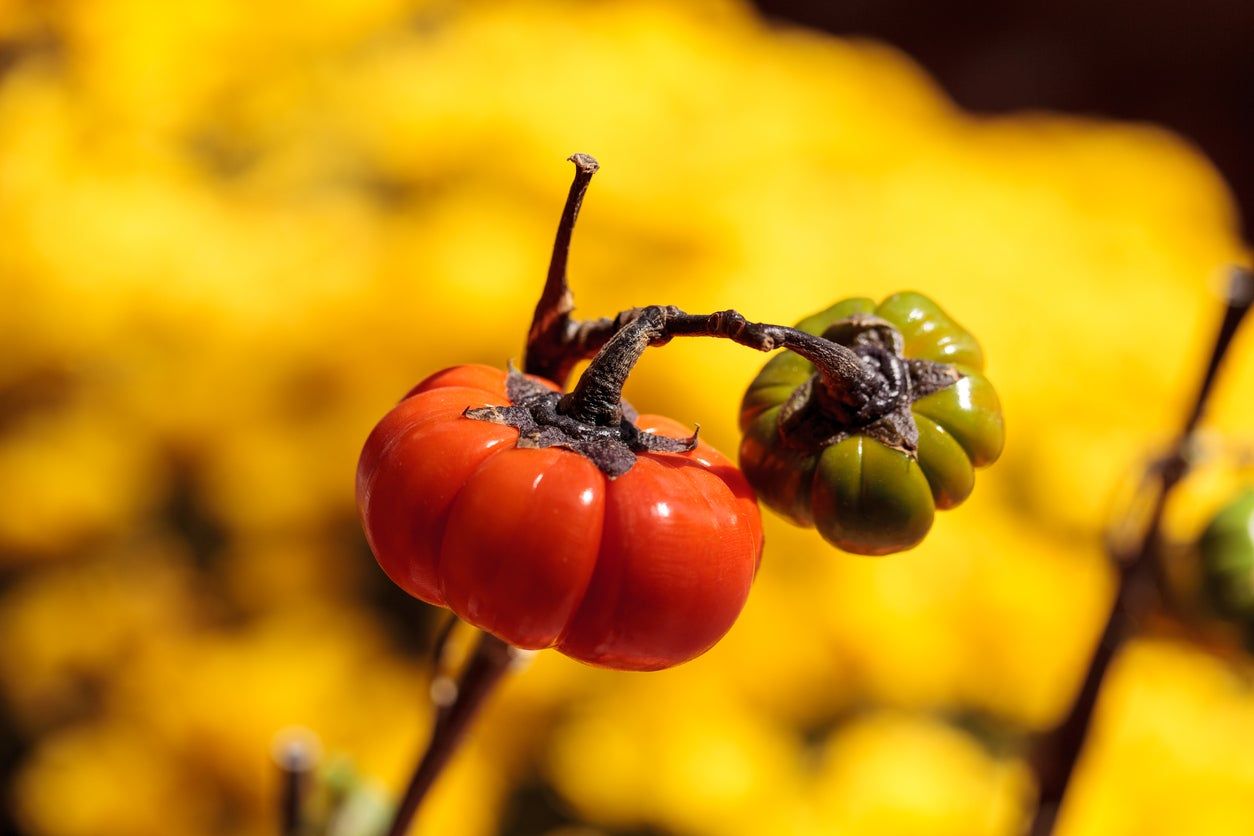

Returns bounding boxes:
[273,729,318,836]
[525,154,600,387]
[1182,266,1254,437]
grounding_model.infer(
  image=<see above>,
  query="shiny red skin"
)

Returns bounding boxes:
[356,364,764,671]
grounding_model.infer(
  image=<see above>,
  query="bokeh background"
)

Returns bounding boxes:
[2,0,1253,834]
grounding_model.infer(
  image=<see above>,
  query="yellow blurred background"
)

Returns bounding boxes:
[1,0,1253,834]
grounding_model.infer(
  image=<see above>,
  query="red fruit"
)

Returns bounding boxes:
[356,364,763,671]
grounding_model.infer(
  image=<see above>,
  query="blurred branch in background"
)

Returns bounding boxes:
[275,728,319,836]
[1028,267,1254,833]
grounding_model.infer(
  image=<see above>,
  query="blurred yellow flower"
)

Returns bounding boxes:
[1059,642,1254,836]
[0,0,1251,834]
[810,711,1031,836]
[547,675,808,836]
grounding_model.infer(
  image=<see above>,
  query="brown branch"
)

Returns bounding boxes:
[1027,265,1254,835]
[559,305,894,428]
[274,730,318,836]
[384,631,521,836]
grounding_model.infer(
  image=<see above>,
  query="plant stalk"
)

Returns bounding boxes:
[274,730,318,836]
[1027,265,1254,835]
[525,154,618,387]
[384,631,520,836]
[559,305,889,427]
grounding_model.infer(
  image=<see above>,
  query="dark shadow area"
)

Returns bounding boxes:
[756,0,1254,237]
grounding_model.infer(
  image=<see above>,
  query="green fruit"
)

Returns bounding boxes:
[739,292,1004,554]
[1199,489,1254,622]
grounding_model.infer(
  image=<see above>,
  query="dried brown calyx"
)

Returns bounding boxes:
[775,315,959,457]
[464,369,696,478]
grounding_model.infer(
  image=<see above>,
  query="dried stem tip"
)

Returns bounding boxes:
[525,154,601,386]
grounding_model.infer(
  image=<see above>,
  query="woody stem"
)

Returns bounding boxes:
[559,306,884,427]
[524,154,602,387]
[1026,265,1254,835]
[384,632,520,836]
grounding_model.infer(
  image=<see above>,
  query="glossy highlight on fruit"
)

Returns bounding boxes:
[739,292,1004,555]
[357,364,764,671]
